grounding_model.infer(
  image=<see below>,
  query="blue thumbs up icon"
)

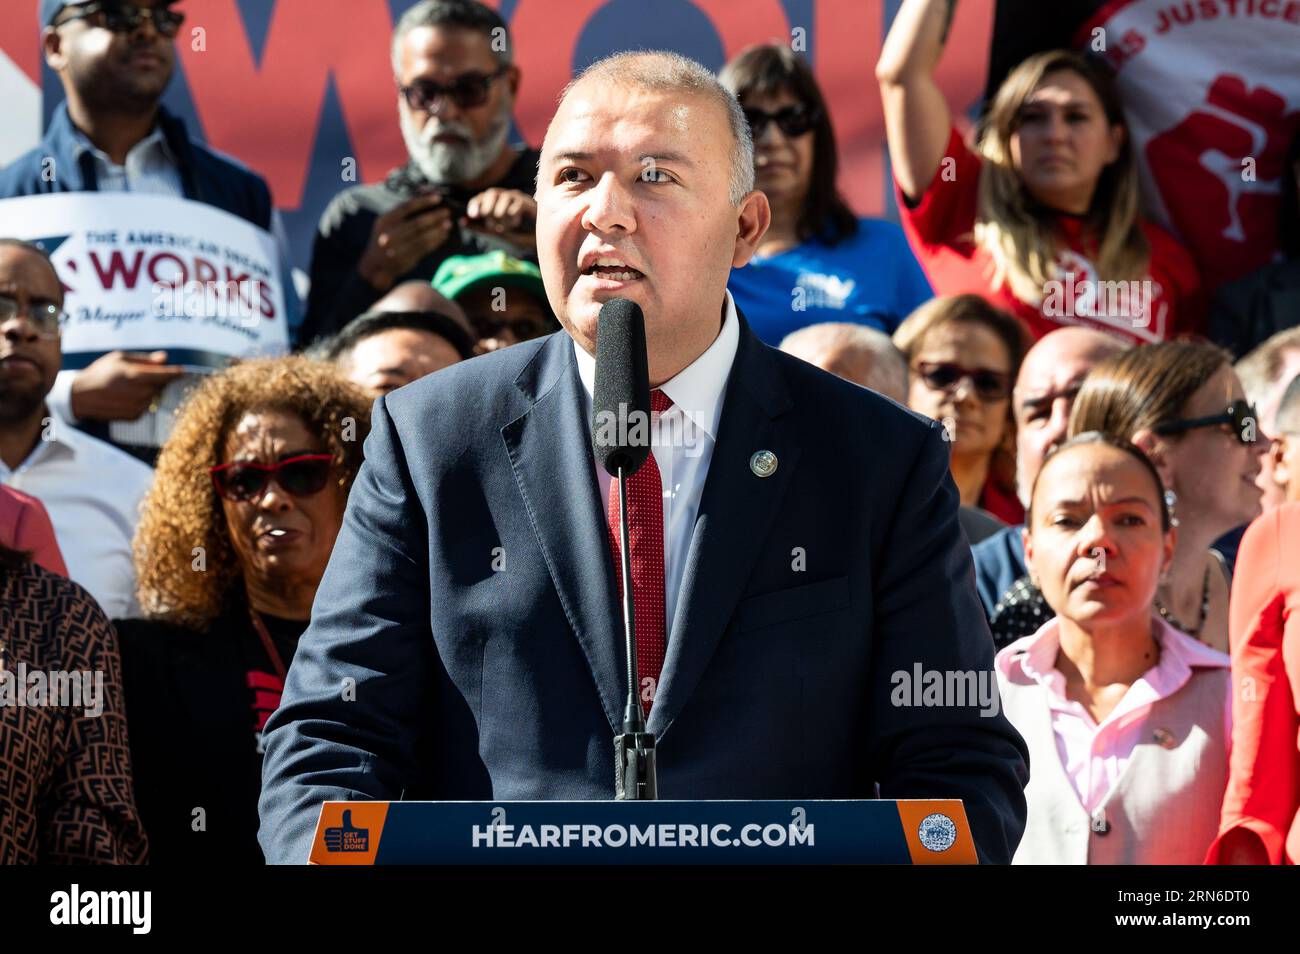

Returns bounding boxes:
[323,809,369,852]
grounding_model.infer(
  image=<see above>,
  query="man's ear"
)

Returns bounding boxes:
[1021,525,1035,584]
[505,65,521,98]
[42,26,66,71]
[1270,437,1289,489]
[731,189,771,269]
[1131,428,1174,490]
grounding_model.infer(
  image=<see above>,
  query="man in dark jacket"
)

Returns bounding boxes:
[299,0,539,347]
[0,0,297,461]
[260,50,1030,866]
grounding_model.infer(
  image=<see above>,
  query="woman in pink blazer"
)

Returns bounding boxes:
[1206,503,1300,864]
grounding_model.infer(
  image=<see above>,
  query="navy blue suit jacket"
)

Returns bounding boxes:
[258,314,1029,862]
[972,525,1028,620]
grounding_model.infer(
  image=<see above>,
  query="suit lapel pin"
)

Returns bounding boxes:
[749,449,778,478]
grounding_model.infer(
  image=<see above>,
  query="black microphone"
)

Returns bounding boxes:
[591,298,651,477]
[591,298,658,800]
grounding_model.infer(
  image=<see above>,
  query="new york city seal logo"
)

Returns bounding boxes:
[918,812,957,852]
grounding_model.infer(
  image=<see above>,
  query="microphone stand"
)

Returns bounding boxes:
[613,463,658,800]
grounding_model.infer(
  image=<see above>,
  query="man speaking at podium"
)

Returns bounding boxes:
[258,51,1029,863]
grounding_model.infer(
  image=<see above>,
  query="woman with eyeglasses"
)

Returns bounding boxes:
[1000,432,1230,864]
[893,294,1032,527]
[115,356,371,863]
[719,45,933,346]
[877,0,1201,344]
[1067,341,1267,653]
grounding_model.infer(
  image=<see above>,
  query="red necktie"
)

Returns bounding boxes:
[606,389,671,717]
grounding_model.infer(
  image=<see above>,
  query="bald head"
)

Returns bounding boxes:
[372,280,469,327]
[1012,326,1129,508]
[780,323,908,403]
[1015,327,1127,397]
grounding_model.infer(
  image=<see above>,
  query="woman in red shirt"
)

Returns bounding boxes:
[876,0,1202,345]
[1205,504,1300,865]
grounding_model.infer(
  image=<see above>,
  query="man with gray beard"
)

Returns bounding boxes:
[301,0,539,346]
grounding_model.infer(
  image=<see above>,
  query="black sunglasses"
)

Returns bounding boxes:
[1154,399,1260,445]
[914,361,1013,402]
[209,453,335,503]
[743,104,819,140]
[0,294,64,338]
[400,67,508,112]
[55,1,185,37]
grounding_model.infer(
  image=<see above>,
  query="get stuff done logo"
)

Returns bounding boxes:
[50,884,151,935]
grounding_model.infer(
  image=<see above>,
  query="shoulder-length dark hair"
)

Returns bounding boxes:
[720,43,858,246]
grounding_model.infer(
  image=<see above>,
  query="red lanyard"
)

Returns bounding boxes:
[248,607,288,681]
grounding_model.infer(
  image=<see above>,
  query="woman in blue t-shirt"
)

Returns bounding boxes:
[720,45,932,345]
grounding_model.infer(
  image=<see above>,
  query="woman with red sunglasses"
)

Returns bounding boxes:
[114,356,371,864]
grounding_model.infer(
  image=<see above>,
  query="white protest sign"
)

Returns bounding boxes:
[0,193,289,370]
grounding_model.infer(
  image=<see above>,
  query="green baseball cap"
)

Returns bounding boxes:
[432,251,546,303]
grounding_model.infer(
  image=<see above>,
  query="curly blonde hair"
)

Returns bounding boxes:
[133,355,372,628]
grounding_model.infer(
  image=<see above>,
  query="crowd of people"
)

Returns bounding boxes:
[0,0,1297,867]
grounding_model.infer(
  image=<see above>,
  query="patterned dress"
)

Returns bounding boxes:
[0,557,147,864]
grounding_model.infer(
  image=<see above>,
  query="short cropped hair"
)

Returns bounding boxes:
[780,322,908,400]
[391,0,512,74]
[322,310,477,364]
[557,51,755,206]
[0,238,63,306]
[1274,374,1300,436]
[1235,326,1300,411]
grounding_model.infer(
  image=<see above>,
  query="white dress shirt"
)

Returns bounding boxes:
[0,411,155,618]
[75,123,185,196]
[574,291,739,636]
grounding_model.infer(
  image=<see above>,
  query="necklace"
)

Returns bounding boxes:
[1153,565,1210,639]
